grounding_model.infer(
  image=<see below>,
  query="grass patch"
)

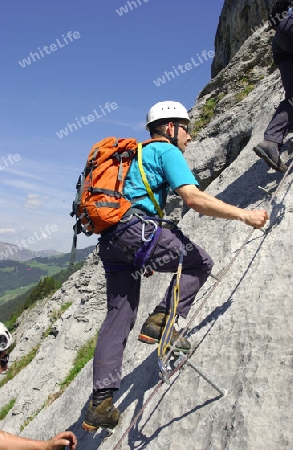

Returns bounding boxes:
[192,94,225,137]
[58,335,97,392]
[20,404,45,431]
[59,301,73,315]
[0,398,16,420]
[0,344,40,388]
[43,302,73,338]
[49,301,73,326]
[35,334,98,414]
[234,71,258,103]
[234,84,256,103]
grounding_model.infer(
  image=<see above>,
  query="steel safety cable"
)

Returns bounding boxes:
[163,158,293,362]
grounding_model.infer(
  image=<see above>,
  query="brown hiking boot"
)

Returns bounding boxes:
[82,397,120,432]
[253,140,287,172]
[138,312,191,353]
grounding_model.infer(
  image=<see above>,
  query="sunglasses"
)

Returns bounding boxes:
[177,123,189,133]
[0,354,9,368]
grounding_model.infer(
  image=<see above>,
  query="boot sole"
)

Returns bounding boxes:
[82,421,99,432]
[82,420,117,432]
[253,145,287,172]
[138,333,158,344]
[138,333,191,353]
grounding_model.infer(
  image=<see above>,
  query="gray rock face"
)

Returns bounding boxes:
[1,8,293,450]
[212,0,276,77]
[188,24,285,189]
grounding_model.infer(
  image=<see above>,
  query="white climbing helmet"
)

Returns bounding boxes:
[0,322,12,351]
[146,101,190,130]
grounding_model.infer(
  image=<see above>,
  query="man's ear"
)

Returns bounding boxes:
[166,121,174,136]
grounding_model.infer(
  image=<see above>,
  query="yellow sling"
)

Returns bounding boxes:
[137,142,164,218]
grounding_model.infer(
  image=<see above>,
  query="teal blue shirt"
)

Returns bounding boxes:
[124,141,199,215]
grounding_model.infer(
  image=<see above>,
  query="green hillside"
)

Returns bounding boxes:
[0,246,96,310]
[1,261,84,326]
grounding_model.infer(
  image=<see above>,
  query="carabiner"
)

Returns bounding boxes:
[141,220,158,242]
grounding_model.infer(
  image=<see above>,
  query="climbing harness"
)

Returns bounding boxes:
[133,221,162,271]
[99,213,177,275]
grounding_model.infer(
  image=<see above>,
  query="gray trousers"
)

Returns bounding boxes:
[264,57,293,144]
[93,218,213,390]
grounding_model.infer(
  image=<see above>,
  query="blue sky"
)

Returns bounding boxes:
[0,0,224,254]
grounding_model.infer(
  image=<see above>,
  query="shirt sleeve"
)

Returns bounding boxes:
[159,146,199,190]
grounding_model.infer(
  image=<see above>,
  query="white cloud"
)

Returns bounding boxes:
[0,228,15,234]
[24,194,49,209]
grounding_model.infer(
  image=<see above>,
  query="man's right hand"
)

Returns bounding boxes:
[176,185,269,229]
[238,210,269,229]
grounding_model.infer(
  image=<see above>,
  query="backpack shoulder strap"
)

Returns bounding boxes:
[137,142,164,218]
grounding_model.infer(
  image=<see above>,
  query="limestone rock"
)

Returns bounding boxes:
[212,0,276,77]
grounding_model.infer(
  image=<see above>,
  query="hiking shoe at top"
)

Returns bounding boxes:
[253,140,287,172]
[138,312,191,353]
[82,397,120,432]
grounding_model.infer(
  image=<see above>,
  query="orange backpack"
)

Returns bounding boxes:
[70,136,168,246]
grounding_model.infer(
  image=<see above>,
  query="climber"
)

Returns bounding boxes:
[81,100,268,432]
[253,0,293,171]
[0,322,77,450]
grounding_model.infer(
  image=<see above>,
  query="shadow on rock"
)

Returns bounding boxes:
[215,160,284,209]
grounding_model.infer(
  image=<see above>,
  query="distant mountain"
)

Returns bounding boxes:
[31,246,97,265]
[0,241,59,262]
